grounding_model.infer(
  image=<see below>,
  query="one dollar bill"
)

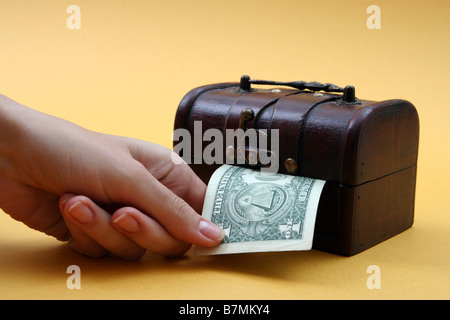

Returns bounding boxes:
[195,165,325,255]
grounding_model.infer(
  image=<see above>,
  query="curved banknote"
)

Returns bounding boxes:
[195,165,325,255]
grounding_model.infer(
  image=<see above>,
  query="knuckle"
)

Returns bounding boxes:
[169,196,192,222]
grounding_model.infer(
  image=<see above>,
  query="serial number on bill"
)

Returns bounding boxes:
[179,304,270,317]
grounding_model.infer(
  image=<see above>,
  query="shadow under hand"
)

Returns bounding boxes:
[191,249,342,282]
[0,236,343,288]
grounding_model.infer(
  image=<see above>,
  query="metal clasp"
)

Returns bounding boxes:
[226,108,276,168]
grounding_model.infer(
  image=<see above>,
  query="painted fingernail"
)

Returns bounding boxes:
[198,219,225,242]
[67,201,94,224]
[113,213,140,233]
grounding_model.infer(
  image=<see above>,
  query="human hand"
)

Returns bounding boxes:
[0,94,224,259]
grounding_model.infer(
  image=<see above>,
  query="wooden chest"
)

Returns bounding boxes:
[173,76,419,256]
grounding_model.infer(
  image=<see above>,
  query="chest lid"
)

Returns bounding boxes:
[174,76,419,186]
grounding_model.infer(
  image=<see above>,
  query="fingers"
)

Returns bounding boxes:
[111,208,191,257]
[58,141,224,259]
[60,194,191,259]
[125,171,224,248]
[60,194,145,259]
[115,146,224,248]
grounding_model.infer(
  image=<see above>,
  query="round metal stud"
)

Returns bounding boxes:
[284,158,297,173]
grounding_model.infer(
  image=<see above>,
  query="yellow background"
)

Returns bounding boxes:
[0,0,449,299]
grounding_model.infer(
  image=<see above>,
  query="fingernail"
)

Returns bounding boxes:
[113,213,140,233]
[67,201,94,224]
[198,219,224,242]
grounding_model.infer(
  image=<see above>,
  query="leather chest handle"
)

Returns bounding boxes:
[239,75,357,103]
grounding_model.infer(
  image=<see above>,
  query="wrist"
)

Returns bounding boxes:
[0,94,50,163]
[0,94,20,158]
